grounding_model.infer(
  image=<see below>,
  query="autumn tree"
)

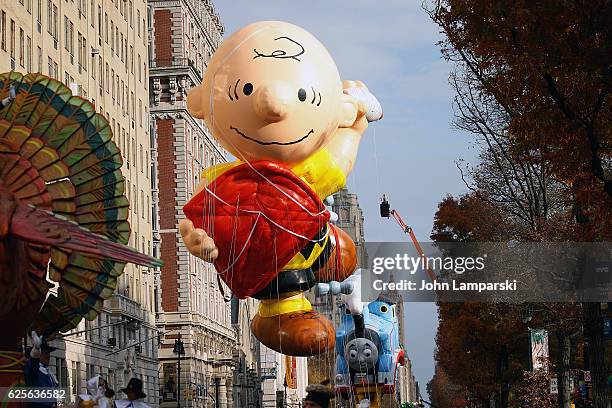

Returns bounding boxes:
[427,0,611,198]
[428,367,467,408]
[426,2,611,405]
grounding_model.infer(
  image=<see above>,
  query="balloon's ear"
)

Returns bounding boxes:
[187,85,206,119]
[339,93,358,128]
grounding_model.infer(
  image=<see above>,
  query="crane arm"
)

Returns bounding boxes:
[380,195,437,282]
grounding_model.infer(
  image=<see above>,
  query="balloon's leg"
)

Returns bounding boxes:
[251,291,335,356]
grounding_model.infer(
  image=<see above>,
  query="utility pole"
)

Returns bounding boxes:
[283,377,288,408]
[174,334,185,408]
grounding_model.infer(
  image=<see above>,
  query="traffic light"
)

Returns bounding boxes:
[183,388,189,400]
[191,387,196,399]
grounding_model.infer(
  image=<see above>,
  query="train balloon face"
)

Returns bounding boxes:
[335,299,406,396]
[345,335,380,372]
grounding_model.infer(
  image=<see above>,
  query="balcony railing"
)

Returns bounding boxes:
[150,58,203,80]
[110,293,143,321]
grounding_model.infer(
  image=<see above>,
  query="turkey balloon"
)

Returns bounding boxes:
[0,72,161,392]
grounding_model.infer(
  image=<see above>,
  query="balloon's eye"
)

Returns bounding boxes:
[364,349,372,358]
[349,350,357,359]
[380,305,388,313]
[243,83,253,96]
[298,88,307,102]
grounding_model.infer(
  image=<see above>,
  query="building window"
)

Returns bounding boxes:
[77,32,82,70]
[111,69,115,101]
[9,20,15,63]
[97,6,102,38]
[137,9,140,37]
[36,0,42,32]
[98,57,103,95]
[64,17,73,62]
[0,12,5,51]
[90,0,94,27]
[63,16,68,49]
[52,4,58,48]
[104,13,108,43]
[82,36,87,71]
[54,358,69,388]
[18,29,24,67]
[26,36,31,71]
[37,46,42,73]
[47,0,52,35]
[110,21,114,52]
[71,361,81,396]
[133,185,137,214]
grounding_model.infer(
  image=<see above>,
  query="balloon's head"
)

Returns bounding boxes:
[187,21,358,165]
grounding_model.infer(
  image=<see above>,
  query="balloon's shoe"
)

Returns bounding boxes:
[251,292,335,356]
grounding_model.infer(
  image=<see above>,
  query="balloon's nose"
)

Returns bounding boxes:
[253,81,291,123]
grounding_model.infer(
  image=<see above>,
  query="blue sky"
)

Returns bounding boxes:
[214,0,478,394]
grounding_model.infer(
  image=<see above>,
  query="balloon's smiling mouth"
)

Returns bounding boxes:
[230,126,314,146]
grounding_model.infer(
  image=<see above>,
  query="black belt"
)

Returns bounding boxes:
[252,269,316,299]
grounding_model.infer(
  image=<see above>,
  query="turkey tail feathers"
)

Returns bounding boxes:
[0,72,161,338]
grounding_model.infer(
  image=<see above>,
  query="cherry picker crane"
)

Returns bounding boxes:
[379,194,437,282]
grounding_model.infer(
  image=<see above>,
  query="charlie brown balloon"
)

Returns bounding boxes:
[181,21,382,356]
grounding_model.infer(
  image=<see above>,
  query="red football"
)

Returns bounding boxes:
[183,161,330,298]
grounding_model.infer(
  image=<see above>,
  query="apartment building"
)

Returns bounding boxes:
[147,1,237,407]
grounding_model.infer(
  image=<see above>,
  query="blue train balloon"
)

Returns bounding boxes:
[334,296,406,397]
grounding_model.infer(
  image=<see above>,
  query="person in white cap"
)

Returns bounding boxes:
[79,375,114,408]
[24,331,59,408]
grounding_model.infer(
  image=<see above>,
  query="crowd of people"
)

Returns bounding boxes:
[24,331,151,408]
[23,330,339,408]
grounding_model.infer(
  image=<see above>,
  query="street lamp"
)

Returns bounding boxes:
[173,334,185,408]
[283,377,288,408]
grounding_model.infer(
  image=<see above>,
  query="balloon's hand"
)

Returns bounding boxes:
[179,219,218,262]
[30,331,42,358]
[343,80,383,123]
